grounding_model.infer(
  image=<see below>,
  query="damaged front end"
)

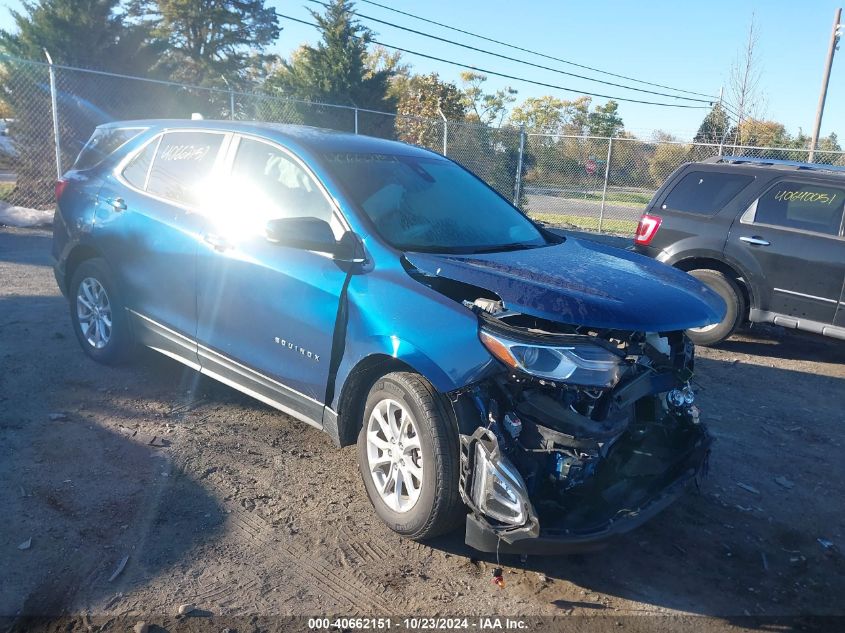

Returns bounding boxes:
[454,300,712,554]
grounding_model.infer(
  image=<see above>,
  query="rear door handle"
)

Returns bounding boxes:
[105,197,126,212]
[203,233,230,252]
[739,236,770,246]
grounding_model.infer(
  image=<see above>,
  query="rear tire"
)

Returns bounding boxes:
[357,372,465,540]
[686,269,746,346]
[69,257,134,364]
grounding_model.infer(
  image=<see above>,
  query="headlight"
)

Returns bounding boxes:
[479,328,621,387]
[470,442,529,526]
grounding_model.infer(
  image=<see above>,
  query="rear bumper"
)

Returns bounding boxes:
[52,256,67,297]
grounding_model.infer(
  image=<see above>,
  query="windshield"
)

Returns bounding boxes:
[323,152,548,253]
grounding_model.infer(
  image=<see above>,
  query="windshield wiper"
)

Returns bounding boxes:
[462,242,548,254]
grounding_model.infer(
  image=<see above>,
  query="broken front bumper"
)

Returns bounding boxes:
[460,421,712,555]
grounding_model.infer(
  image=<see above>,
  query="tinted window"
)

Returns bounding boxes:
[324,153,546,253]
[754,181,845,235]
[230,137,333,222]
[662,171,753,215]
[74,127,143,170]
[121,138,157,190]
[146,131,223,206]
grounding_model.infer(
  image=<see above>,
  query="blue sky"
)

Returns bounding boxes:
[2,0,843,141]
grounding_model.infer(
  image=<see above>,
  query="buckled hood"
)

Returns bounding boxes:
[405,237,726,332]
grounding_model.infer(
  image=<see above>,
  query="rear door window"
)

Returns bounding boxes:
[661,171,754,215]
[73,127,144,170]
[145,131,224,206]
[752,180,845,235]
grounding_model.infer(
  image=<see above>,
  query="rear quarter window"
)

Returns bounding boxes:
[661,170,754,215]
[73,127,144,170]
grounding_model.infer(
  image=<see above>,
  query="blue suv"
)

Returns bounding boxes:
[52,121,724,554]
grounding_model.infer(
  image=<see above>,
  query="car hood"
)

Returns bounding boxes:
[405,238,726,332]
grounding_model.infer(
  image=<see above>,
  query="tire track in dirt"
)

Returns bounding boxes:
[223,507,394,614]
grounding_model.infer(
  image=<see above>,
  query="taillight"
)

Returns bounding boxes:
[634,214,662,245]
[55,178,68,202]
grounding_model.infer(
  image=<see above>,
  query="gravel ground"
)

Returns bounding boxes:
[2,226,844,632]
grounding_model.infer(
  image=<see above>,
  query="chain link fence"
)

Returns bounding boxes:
[3,54,845,234]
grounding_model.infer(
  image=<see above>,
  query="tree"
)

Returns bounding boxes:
[0,0,156,207]
[694,104,730,144]
[459,72,517,127]
[648,132,689,186]
[509,95,589,135]
[129,0,280,86]
[395,73,465,150]
[269,1,393,108]
[365,44,410,100]
[728,13,765,144]
[587,100,624,137]
[0,0,152,70]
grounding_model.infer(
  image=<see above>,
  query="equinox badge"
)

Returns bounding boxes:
[274,337,320,362]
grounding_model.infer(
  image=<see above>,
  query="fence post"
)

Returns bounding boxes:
[598,137,613,234]
[43,49,62,179]
[513,126,526,207]
[229,89,235,121]
[437,106,448,155]
[354,108,359,134]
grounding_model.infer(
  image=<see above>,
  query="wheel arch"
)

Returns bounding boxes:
[333,354,419,448]
[64,244,104,294]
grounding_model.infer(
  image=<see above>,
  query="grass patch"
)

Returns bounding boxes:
[0,182,13,202]
[529,212,638,236]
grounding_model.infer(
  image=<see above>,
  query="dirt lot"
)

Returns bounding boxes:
[2,225,844,632]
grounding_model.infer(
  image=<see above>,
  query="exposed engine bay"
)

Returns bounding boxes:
[452,296,712,552]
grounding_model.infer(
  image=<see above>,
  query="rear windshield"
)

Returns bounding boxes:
[73,127,144,170]
[661,170,754,215]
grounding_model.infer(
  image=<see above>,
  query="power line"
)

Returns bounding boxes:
[277,13,713,110]
[305,0,712,104]
[358,0,716,100]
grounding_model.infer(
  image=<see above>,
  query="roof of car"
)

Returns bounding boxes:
[698,155,845,177]
[98,119,439,158]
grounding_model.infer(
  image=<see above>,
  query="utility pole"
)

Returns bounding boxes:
[808,7,842,163]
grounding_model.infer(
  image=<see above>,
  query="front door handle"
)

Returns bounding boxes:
[203,233,230,252]
[106,197,127,212]
[739,236,770,246]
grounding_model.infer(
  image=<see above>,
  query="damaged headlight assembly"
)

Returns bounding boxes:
[479,328,622,388]
[470,440,529,526]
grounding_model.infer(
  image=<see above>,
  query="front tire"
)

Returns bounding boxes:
[69,257,134,364]
[357,372,464,539]
[685,269,746,346]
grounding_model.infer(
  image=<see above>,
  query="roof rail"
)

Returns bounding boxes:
[712,155,845,173]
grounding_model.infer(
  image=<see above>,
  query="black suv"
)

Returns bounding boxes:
[633,157,845,345]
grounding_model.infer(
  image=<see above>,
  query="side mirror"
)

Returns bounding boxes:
[266,217,338,254]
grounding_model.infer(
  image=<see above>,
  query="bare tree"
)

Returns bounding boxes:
[728,13,766,145]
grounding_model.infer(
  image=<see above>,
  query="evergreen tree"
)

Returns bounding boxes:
[693,104,730,144]
[268,0,394,119]
[129,0,280,86]
[0,0,152,71]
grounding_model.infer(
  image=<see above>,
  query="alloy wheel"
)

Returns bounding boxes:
[76,277,112,349]
[365,398,424,513]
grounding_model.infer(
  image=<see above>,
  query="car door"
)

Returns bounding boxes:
[194,134,351,423]
[95,129,229,365]
[724,177,845,325]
